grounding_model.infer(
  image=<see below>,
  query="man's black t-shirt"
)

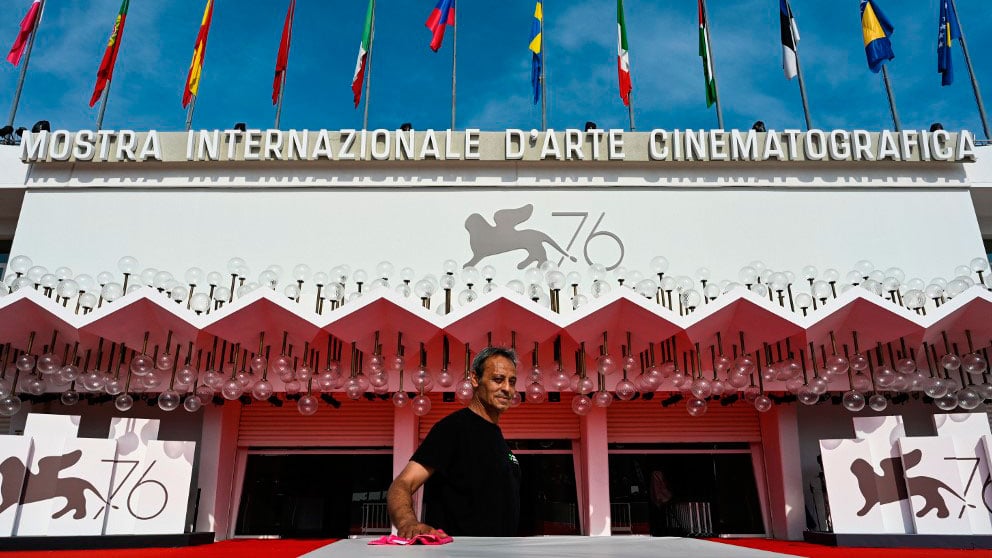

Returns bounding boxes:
[411,407,521,536]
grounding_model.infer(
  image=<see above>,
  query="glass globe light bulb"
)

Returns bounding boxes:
[753,395,773,413]
[251,379,273,400]
[686,398,708,417]
[114,393,134,412]
[412,394,432,416]
[737,265,758,285]
[571,394,592,416]
[867,393,887,412]
[526,382,547,404]
[842,390,866,412]
[56,279,79,299]
[183,395,203,412]
[297,394,319,416]
[9,255,33,275]
[227,257,246,274]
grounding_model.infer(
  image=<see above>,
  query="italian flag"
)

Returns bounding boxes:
[616,0,632,107]
[352,0,374,108]
[698,0,717,108]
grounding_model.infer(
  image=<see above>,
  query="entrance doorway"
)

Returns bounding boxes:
[235,453,392,538]
[609,448,764,536]
[512,441,580,536]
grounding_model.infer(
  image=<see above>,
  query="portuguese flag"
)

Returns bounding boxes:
[617,0,632,107]
[352,0,374,108]
[698,0,717,108]
[89,0,129,107]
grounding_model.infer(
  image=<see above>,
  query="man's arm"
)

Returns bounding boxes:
[387,460,440,538]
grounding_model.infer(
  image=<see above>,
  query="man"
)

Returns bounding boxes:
[387,346,520,537]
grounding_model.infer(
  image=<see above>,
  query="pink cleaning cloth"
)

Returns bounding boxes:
[368,532,453,545]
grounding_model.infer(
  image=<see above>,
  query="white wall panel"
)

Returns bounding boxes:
[11,187,984,290]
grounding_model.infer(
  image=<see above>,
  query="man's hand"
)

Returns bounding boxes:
[396,520,442,539]
[387,461,435,537]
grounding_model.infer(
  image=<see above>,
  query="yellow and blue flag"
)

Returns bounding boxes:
[529,1,543,104]
[937,0,960,86]
[860,0,894,73]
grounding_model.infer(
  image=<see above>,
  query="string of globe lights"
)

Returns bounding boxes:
[0,254,990,419]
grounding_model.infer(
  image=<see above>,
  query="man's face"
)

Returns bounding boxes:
[472,355,517,414]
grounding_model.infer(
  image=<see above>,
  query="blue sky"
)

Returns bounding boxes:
[1,0,990,134]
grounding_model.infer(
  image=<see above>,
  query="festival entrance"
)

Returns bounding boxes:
[234,453,393,538]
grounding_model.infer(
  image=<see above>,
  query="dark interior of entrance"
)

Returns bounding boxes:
[609,453,763,536]
[235,454,393,538]
[236,451,580,538]
[516,453,580,536]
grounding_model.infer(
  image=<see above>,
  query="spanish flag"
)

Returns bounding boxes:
[183,0,214,108]
[860,0,894,73]
[89,0,129,107]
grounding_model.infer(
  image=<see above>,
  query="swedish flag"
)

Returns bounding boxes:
[860,0,894,73]
[529,2,543,104]
[937,0,960,86]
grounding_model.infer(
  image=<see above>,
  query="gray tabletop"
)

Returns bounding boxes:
[300,536,798,558]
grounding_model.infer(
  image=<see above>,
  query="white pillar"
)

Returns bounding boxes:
[579,406,611,536]
[758,404,804,540]
[195,402,241,539]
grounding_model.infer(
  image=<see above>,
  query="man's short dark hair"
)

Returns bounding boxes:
[471,346,518,379]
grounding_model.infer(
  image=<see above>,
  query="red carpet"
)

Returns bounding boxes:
[0,538,337,558]
[709,537,992,557]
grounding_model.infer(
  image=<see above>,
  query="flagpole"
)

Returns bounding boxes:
[621,0,634,131]
[540,2,547,131]
[275,71,287,129]
[6,0,46,128]
[450,1,457,131]
[362,0,376,131]
[185,95,197,132]
[699,0,724,129]
[786,1,812,130]
[627,93,636,132]
[948,0,990,139]
[274,1,294,130]
[95,80,112,131]
[880,65,901,131]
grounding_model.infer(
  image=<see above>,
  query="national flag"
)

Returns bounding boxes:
[272,0,296,105]
[860,0,894,73]
[425,0,455,52]
[780,0,799,80]
[617,0,632,106]
[937,0,960,86]
[698,0,717,108]
[352,0,374,108]
[6,0,42,66]
[529,1,542,105]
[183,0,214,109]
[89,0,129,108]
